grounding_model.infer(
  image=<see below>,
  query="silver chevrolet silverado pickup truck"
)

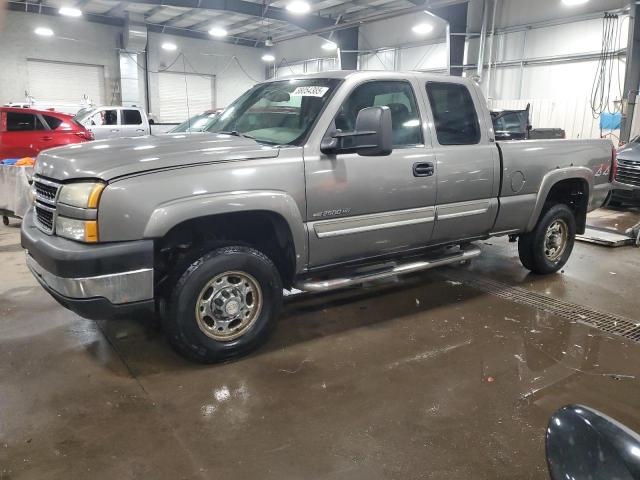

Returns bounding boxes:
[22,71,614,363]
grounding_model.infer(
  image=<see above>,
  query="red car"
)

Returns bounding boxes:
[0,107,93,160]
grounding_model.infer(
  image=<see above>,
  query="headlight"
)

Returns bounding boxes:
[56,216,98,243]
[58,182,105,208]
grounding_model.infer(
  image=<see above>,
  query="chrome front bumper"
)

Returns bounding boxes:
[26,253,153,305]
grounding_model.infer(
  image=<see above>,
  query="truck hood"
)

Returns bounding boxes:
[35,133,280,181]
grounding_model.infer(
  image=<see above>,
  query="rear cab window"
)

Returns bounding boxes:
[425,82,481,145]
[122,109,143,125]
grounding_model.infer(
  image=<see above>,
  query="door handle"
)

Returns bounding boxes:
[413,162,434,177]
[110,129,120,133]
[42,136,53,141]
[136,129,145,132]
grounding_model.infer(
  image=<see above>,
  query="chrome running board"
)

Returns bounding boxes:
[295,246,481,293]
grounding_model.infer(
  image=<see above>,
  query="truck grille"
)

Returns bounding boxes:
[616,158,640,187]
[35,205,54,232]
[34,181,59,201]
[32,177,61,234]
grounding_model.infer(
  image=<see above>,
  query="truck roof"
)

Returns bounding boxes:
[265,70,473,84]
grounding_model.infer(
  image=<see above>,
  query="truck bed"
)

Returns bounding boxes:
[492,138,614,233]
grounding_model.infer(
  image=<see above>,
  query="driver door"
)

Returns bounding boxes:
[86,108,120,140]
[304,80,437,268]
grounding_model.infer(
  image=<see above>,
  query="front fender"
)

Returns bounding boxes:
[525,167,594,232]
[143,190,308,273]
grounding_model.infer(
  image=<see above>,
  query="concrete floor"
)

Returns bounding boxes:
[1,208,639,479]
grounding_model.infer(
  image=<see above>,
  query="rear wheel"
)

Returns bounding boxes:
[518,203,576,274]
[163,245,283,363]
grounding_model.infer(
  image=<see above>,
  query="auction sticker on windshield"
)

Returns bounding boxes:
[291,86,329,97]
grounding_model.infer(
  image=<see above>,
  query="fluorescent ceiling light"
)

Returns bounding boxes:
[59,6,82,17]
[321,41,337,51]
[412,23,434,35]
[562,0,589,5]
[286,1,311,14]
[209,27,228,37]
[162,42,177,51]
[34,27,54,36]
[261,53,276,62]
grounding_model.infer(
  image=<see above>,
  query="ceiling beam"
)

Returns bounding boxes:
[122,0,334,31]
[106,2,129,17]
[8,0,124,25]
[7,0,260,47]
[146,23,256,46]
[161,8,198,25]
[273,0,468,42]
[145,4,168,17]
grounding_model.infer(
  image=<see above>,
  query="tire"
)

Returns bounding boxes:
[518,203,576,275]
[2,216,9,226]
[163,245,283,363]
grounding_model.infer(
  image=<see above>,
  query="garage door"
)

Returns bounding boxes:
[158,72,214,123]
[27,59,106,105]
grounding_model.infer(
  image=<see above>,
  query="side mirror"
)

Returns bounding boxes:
[546,404,640,480]
[321,106,393,157]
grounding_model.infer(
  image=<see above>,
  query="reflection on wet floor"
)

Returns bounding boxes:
[587,206,640,232]
[0,209,639,479]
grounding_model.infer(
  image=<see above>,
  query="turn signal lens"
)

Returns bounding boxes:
[87,183,105,208]
[58,181,105,208]
[84,220,98,242]
[56,217,98,243]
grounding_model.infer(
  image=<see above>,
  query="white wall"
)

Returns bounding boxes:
[273,35,340,77]
[0,11,265,120]
[483,9,628,138]
[495,0,626,27]
[0,11,121,106]
[269,0,630,139]
[146,32,264,117]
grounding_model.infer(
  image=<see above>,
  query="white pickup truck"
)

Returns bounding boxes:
[73,106,175,140]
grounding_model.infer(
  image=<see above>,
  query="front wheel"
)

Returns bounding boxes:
[518,203,576,274]
[163,246,283,363]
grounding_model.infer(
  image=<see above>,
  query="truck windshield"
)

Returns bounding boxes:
[170,111,221,133]
[204,78,341,145]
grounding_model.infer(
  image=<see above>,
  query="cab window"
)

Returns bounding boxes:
[89,109,118,126]
[334,81,423,147]
[122,109,143,125]
[426,82,481,145]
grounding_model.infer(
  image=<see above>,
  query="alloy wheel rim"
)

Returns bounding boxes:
[195,271,263,341]
[544,219,569,262]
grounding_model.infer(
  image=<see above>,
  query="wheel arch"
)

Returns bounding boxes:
[526,167,592,234]
[146,191,307,286]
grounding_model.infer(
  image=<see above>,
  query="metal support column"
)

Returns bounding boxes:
[337,27,359,70]
[621,0,640,143]
[432,2,468,76]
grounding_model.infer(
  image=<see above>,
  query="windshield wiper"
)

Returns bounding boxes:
[217,130,279,146]
[218,130,255,140]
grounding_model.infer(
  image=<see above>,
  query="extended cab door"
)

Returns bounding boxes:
[119,109,149,137]
[86,108,120,140]
[424,81,500,243]
[304,78,437,267]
